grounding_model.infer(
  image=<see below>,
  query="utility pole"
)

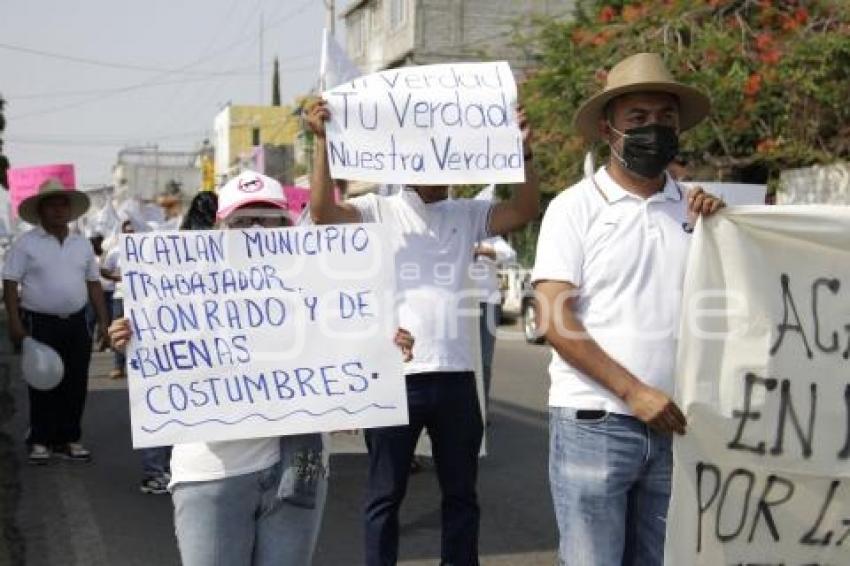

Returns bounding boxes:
[259,12,264,105]
[154,144,160,196]
[324,0,335,36]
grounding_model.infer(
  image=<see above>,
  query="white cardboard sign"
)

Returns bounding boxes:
[323,61,524,185]
[121,224,408,447]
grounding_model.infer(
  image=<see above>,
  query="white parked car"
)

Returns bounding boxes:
[498,264,544,344]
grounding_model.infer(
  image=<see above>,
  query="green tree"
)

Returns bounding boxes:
[521,0,850,194]
[0,93,8,189]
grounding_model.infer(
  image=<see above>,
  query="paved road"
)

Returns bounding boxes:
[12,325,557,565]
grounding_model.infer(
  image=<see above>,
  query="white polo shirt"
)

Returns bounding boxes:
[531,168,691,415]
[349,189,492,375]
[2,227,100,316]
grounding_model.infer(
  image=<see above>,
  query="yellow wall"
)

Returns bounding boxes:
[227,105,299,165]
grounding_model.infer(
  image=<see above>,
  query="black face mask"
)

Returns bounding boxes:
[609,123,679,179]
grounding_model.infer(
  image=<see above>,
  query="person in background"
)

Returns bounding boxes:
[3,179,109,464]
[179,191,218,231]
[157,180,184,229]
[471,235,516,414]
[109,171,415,564]
[100,222,132,377]
[86,232,109,349]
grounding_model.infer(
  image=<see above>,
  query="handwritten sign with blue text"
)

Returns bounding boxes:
[121,224,407,447]
[666,207,850,565]
[323,61,524,185]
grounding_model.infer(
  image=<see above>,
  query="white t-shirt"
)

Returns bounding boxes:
[349,189,492,375]
[531,168,691,415]
[470,236,516,304]
[169,439,280,487]
[100,246,120,293]
[2,227,100,315]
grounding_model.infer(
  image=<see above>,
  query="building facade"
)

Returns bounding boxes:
[213,104,300,180]
[342,0,575,74]
[112,147,201,202]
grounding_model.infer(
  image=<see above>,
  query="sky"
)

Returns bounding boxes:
[0,0,350,186]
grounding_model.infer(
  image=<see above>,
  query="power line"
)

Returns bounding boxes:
[7,0,313,127]
[7,129,212,147]
[5,57,316,101]
[0,41,255,76]
[7,59,317,121]
[5,76,235,100]
[7,0,317,121]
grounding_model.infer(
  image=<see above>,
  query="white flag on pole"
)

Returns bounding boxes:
[319,28,362,91]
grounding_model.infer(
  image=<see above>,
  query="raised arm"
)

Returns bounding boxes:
[487,106,541,236]
[304,99,363,225]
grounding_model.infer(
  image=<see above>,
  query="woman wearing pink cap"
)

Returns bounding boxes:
[109,170,414,566]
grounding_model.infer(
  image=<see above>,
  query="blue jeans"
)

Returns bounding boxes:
[365,372,483,566]
[172,460,326,566]
[141,445,172,479]
[549,408,673,566]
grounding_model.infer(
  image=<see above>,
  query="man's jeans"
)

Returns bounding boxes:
[365,372,483,566]
[549,407,673,566]
[172,460,326,566]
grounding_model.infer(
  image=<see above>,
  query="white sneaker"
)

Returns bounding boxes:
[56,442,92,462]
[28,444,51,465]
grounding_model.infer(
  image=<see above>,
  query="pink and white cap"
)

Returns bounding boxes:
[216,170,291,221]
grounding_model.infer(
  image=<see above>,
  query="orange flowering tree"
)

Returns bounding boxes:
[521,0,850,193]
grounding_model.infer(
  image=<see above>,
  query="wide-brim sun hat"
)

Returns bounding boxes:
[574,52,711,142]
[18,178,90,225]
[216,170,292,222]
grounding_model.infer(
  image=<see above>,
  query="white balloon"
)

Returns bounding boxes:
[21,337,64,391]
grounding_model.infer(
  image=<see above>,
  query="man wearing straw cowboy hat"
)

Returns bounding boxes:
[3,179,109,464]
[531,53,724,565]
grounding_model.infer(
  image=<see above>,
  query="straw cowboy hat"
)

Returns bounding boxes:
[574,52,711,142]
[18,179,90,225]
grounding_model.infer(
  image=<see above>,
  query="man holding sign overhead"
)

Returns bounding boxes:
[306,60,539,566]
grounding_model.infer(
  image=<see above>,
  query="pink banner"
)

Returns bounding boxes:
[283,186,310,216]
[7,164,76,216]
[283,186,340,217]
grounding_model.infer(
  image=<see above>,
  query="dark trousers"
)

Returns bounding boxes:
[112,297,125,370]
[364,371,483,566]
[23,309,92,446]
